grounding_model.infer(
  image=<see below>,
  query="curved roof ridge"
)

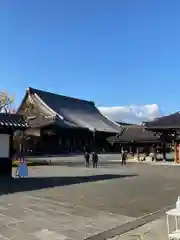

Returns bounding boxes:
[144,111,180,129]
[28,87,95,106]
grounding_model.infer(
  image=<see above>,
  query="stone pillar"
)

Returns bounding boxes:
[162,141,166,161]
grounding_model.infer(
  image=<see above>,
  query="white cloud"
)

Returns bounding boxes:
[98,104,162,124]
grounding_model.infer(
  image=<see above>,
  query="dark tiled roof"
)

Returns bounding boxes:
[27,87,121,133]
[0,113,28,129]
[19,89,80,129]
[145,112,180,129]
[107,125,159,143]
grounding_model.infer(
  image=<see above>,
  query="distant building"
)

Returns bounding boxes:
[108,113,180,161]
[144,112,180,162]
[107,122,160,155]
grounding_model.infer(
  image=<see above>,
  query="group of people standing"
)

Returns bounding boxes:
[84,150,127,168]
[84,151,99,168]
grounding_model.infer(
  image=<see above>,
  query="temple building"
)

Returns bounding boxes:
[0,113,28,177]
[17,87,121,155]
[107,122,160,159]
[144,112,180,162]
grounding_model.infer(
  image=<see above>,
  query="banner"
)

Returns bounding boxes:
[16,158,28,178]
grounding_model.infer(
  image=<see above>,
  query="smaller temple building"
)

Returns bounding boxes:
[107,123,160,160]
[145,112,180,162]
[0,113,28,177]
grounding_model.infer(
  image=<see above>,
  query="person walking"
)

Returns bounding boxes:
[92,151,98,168]
[84,151,90,167]
[121,150,127,166]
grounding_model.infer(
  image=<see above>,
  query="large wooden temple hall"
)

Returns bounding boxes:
[17,87,121,154]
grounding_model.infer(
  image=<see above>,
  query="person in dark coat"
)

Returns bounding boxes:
[92,151,98,168]
[121,150,127,165]
[84,151,90,167]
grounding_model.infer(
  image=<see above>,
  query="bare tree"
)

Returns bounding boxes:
[0,90,15,113]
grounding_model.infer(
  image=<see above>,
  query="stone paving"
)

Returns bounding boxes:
[0,166,136,240]
[111,216,168,240]
[0,160,179,239]
[0,193,134,240]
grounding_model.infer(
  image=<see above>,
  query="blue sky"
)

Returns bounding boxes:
[1,0,180,116]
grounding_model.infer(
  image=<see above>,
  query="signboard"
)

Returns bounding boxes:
[0,134,9,158]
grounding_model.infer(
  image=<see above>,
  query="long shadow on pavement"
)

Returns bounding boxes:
[0,174,138,196]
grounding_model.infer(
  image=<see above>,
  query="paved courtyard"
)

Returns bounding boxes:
[112,216,168,240]
[0,156,179,239]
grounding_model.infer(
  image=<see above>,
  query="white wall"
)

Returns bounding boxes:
[0,134,9,158]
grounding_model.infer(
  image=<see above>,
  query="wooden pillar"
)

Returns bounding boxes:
[121,145,124,152]
[162,143,166,161]
[174,142,177,163]
[152,144,157,161]
[175,142,180,163]
[109,142,114,152]
[161,133,166,161]
[178,144,180,163]
[73,138,76,152]
[129,146,132,155]
[93,130,96,151]
[136,147,140,161]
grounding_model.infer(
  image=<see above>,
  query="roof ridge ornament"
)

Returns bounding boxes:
[26,88,30,93]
